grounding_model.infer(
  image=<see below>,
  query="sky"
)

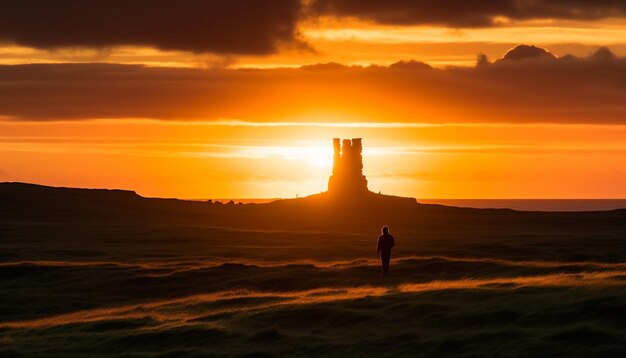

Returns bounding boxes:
[2,0,626,199]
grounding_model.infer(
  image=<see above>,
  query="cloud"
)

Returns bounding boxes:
[0,0,303,55]
[0,45,625,124]
[498,45,556,62]
[388,60,433,70]
[591,47,617,61]
[309,0,626,27]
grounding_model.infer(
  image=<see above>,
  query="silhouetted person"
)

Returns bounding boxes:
[377,226,395,273]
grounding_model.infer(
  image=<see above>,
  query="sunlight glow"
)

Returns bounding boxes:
[4,119,626,198]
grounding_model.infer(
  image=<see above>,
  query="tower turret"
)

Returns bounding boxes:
[332,138,341,176]
[327,138,369,196]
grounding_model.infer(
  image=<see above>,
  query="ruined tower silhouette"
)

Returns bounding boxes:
[328,138,369,195]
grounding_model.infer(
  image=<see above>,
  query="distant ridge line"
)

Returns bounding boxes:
[3,182,626,212]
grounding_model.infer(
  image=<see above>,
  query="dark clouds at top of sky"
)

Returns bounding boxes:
[1,45,625,124]
[0,0,303,54]
[309,0,626,27]
[2,1,626,55]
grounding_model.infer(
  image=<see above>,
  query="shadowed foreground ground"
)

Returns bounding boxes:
[1,183,626,357]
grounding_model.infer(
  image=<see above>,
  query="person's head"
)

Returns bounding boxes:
[382,226,389,234]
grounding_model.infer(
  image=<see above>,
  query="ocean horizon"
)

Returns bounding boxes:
[419,199,626,212]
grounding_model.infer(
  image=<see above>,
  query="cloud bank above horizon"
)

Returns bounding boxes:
[0,45,624,124]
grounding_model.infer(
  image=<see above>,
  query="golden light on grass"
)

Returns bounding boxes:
[3,268,625,330]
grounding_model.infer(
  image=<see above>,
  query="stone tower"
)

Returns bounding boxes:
[328,138,369,195]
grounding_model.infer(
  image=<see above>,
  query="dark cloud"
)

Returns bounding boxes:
[476,53,491,66]
[0,0,303,54]
[388,60,432,70]
[0,46,625,124]
[300,62,349,70]
[498,45,556,62]
[592,47,617,61]
[309,0,626,27]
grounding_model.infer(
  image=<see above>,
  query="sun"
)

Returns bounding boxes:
[309,153,333,169]
[293,145,332,169]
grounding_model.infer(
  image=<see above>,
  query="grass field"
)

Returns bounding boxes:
[2,183,626,357]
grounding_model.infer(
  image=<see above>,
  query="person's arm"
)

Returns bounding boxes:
[376,237,381,253]
[391,236,395,248]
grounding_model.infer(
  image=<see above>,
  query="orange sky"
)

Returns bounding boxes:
[3,120,626,199]
[1,1,626,199]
